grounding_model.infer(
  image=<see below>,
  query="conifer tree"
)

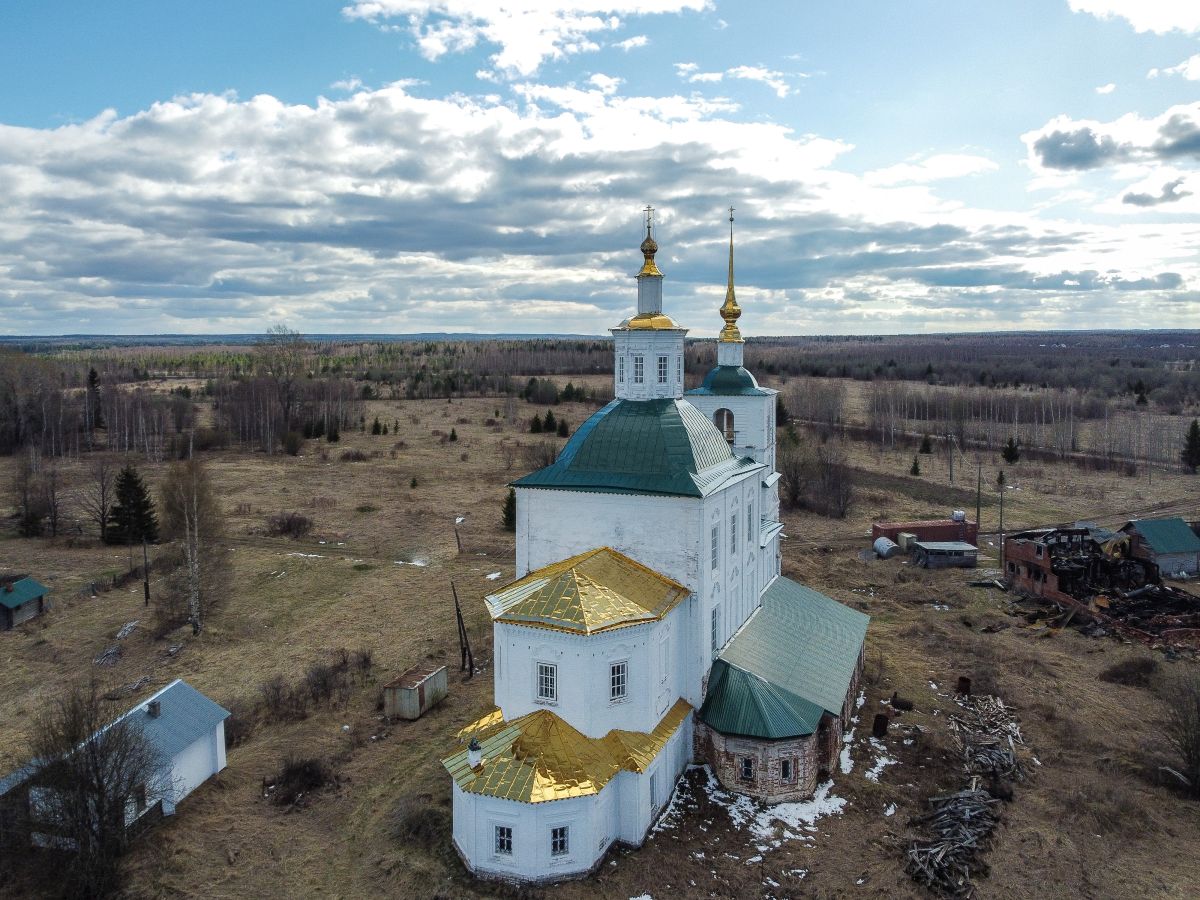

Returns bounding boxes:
[557,419,569,438]
[106,464,158,545]
[919,434,932,454]
[543,410,557,432]
[910,456,920,476]
[450,427,458,442]
[530,414,543,434]
[501,488,517,531]
[86,367,104,429]
[371,417,382,435]
[1182,419,1200,473]
[1001,436,1021,464]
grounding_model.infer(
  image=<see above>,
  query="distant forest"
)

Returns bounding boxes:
[0,330,1196,466]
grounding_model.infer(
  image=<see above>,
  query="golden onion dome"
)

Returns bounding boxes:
[618,312,682,330]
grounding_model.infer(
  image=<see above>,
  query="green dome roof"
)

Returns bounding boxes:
[686,365,772,397]
[512,398,758,497]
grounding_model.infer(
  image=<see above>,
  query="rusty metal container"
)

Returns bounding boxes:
[383,664,448,720]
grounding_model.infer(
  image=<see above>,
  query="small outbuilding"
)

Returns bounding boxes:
[912,541,978,569]
[383,664,448,720]
[1,576,48,631]
[1120,518,1200,578]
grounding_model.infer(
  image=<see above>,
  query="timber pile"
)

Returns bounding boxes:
[905,785,1001,898]
[906,695,1028,896]
[949,695,1026,782]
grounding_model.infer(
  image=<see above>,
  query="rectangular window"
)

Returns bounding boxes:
[537,662,557,702]
[747,502,754,542]
[710,605,720,654]
[739,757,755,781]
[633,355,644,384]
[495,825,513,855]
[730,513,737,554]
[551,825,569,857]
[618,356,625,383]
[711,525,719,570]
[657,355,668,384]
[781,759,793,782]
[609,661,627,701]
[650,770,660,807]
[676,357,682,382]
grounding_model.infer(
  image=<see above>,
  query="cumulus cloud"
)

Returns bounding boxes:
[1122,176,1192,206]
[1068,0,1200,34]
[342,0,708,77]
[1149,53,1200,80]
[0,82,1194,335]
[1095,82,1116,94]
[674,62,797,97]
[613,34,648,50]
[1023,101,1200,170]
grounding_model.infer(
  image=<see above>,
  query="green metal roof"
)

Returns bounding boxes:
[0,577,47,611]
[699,577,869,740]
[512,398,760,497]
[685,365,774,397]
[1125,518,1200,555]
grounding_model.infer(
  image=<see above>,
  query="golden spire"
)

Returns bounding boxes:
[718,205,743,343]
[637,204,663,277]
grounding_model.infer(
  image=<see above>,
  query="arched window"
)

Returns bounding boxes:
[714,408,735,443]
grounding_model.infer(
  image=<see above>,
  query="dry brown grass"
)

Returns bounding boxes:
[0,390,1198,898]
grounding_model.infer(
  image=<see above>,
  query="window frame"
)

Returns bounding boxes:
[730,512,737,555]
[494,824,513,856]
[747,501,754,542]
[633,355,644,384]
[617,356,625,383]
[781,758,794,783]
[710,604,721,655]
[609,660,628,702]
[657,354,668,384]
[738,756,755,782]
[550,825,570,857]
[536,661,557,703]
[711,525,719,570]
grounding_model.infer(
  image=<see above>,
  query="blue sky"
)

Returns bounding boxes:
[0,0,1197,335]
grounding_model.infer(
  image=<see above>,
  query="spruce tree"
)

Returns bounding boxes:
[371,417,382,435]
[87,367,104,428]
[1001,436,1021,464]
[530,414,543,434]
[919,434,932,454]
[107,464,158,545]
[450,428,458,442]
[501,488,517,532]
[557,419,569,438]
[910,456,920,476]
[543,410,557,432]
[1182,419,1200,473]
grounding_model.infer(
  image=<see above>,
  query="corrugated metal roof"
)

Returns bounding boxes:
[119,680,230,760]
[0,576,48,611]
[685,365,774,397]
[443,699,691,804]
[0,680,228,797]
[699,577,868,740]
[698,660,825,740]
[487,547,690,635]
[1125,517,1200,555]
[911,541,978,552]
[512,398,761,497]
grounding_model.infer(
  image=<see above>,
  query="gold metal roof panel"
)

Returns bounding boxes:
[488,547,689,635]
[443,700,693,804]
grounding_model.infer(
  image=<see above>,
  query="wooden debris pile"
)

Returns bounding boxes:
[949,695,1026,782]
[905,785,1001,898]
[906,694,1029,897]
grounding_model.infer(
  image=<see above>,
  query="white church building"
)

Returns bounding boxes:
[443,210,869,884]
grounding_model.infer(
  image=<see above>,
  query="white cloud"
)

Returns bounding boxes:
[675,62,797,97]
[613,34,648,50]
[588,73,622,94]
[1148,53,1200,80]
[1068,0,1200,34]
[1022,101,1200,171]
[342,1,710,77]
[0,83,1193,335]
[865,153,999,186]
[330,76,364,92]
[1095,82,1116,94]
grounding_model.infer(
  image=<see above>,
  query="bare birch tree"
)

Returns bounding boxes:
[160,458,225,635]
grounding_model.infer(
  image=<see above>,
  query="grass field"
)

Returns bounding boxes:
[1,388,1199,899]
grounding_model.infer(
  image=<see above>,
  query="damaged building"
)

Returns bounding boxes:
[1004,524,1200,646]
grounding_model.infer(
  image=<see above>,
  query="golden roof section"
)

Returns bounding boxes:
[443,699,692,803]
[486,547,690,635]
[619,311,681,330]
[719,206,743,343]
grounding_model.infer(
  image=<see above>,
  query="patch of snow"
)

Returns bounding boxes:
[455,516,465,524]
[765,876,779,887]
[856,690,866,710]
[745,855,762,864]
[485,571,502,580]
[884,803,896,817]
[929,681,939,691]
[629,894,652,900]
[929,603,950,610]
[865,738,898,783]
[839,727,856,774]
[786,868,808,879]
[288,552,324,558]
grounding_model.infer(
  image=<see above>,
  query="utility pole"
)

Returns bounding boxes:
[997,471,1006,572]
[142,538,150,607]
[947,433,954,486]
[975,459,982,531]
[451,581,474,679]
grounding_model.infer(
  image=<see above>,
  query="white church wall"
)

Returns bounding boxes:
[516,489,700,586]
[494,608,689,738]
[687,392,775,470]
[612,331,685,401]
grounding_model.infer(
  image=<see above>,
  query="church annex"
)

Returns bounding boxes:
[442,209,869,883]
